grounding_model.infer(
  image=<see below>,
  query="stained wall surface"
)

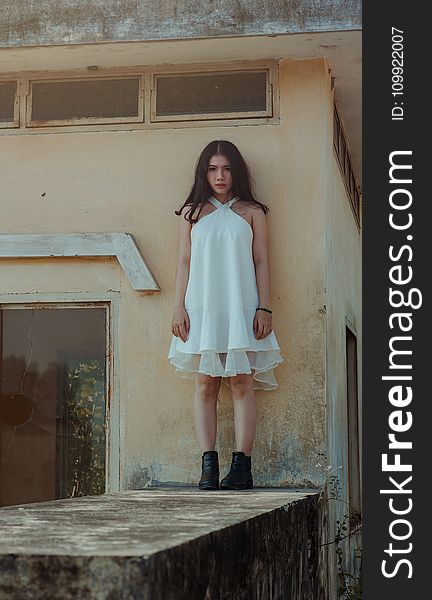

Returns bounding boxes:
[324,87,362,499]
[322,64,362,595]
[0,0,362,48]
[1,57,331,489]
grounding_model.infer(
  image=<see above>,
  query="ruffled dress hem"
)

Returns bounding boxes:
[168,347,284,391]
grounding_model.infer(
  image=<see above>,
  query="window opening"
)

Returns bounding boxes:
[0,305,108,507]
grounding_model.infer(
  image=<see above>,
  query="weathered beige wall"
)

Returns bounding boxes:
[322,59,362,594]
[324,159,362,494]
[0,57,330,488]
[323,86,362,494]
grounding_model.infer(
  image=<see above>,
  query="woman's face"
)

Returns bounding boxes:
[206,154,233,200]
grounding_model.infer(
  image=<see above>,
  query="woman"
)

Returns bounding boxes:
[168,140,284,491]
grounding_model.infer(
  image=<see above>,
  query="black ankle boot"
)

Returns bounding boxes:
[220,451,251,490]
[198,450,219,490]
[245,455,254,489]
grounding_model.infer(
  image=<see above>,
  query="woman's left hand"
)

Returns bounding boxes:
[253,310,272,340]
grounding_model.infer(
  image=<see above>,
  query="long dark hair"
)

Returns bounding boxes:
[175,140,269,223]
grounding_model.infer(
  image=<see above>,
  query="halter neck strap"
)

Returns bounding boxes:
[209,196,239,209]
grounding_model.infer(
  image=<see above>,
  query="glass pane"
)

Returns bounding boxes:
[0,82,16,122]
[0,307,107,507]
[31,78,140,121]
[156,71,267,116]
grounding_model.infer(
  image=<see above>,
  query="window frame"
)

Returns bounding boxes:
[150,66,273,123]
[345,322,362,530]
[0,60,279,135]
[0,293,121,494]
[26,75,145,128]
[0,80,20,129]
[333,97,362,228]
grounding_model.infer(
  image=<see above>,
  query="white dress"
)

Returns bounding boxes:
[168,196,284,391]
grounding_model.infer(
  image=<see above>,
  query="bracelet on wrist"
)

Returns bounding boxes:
[256,307,272,314]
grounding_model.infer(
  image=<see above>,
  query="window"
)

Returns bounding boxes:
[152,70,271,121]
[28,77,142,126]
[333,102,361,226]
[0,305,108,507]
[346,326,361,529]
[0,62,277,134]
[0,81,19,128]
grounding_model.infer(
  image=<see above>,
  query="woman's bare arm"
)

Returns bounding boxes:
[252,208,271,308]
[173,214,192,308]
[251,208,273,339]
[171,214,192,342]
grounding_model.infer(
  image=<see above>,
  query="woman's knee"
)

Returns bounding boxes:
[229,373,254,395]
[194,373,221,398]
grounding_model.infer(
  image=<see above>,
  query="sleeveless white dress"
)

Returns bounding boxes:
[168,196,284,391]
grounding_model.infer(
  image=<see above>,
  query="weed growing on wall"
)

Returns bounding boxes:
[316,454,362,600]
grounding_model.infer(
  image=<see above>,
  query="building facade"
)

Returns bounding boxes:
[0,0,362,533]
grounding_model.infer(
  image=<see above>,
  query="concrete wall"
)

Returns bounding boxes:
[0,0,362,48]
[0,56,331,489]
[322,59,362,595]
[325,158,362,496]
[0,491,330,599]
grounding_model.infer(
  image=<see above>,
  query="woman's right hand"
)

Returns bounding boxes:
[171,307,190,342]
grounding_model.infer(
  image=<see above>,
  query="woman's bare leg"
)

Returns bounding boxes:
[193,373,222,452]
[229,373,256,455]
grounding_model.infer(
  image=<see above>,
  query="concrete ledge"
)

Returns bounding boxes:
[0,233,160,292]
[0,488,328,599]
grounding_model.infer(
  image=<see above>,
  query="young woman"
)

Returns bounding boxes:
[168,140,284,491]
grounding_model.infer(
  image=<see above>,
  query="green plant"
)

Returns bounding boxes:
[335,515,362,599]
[316,454,362,599]
[65,358,106,497]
